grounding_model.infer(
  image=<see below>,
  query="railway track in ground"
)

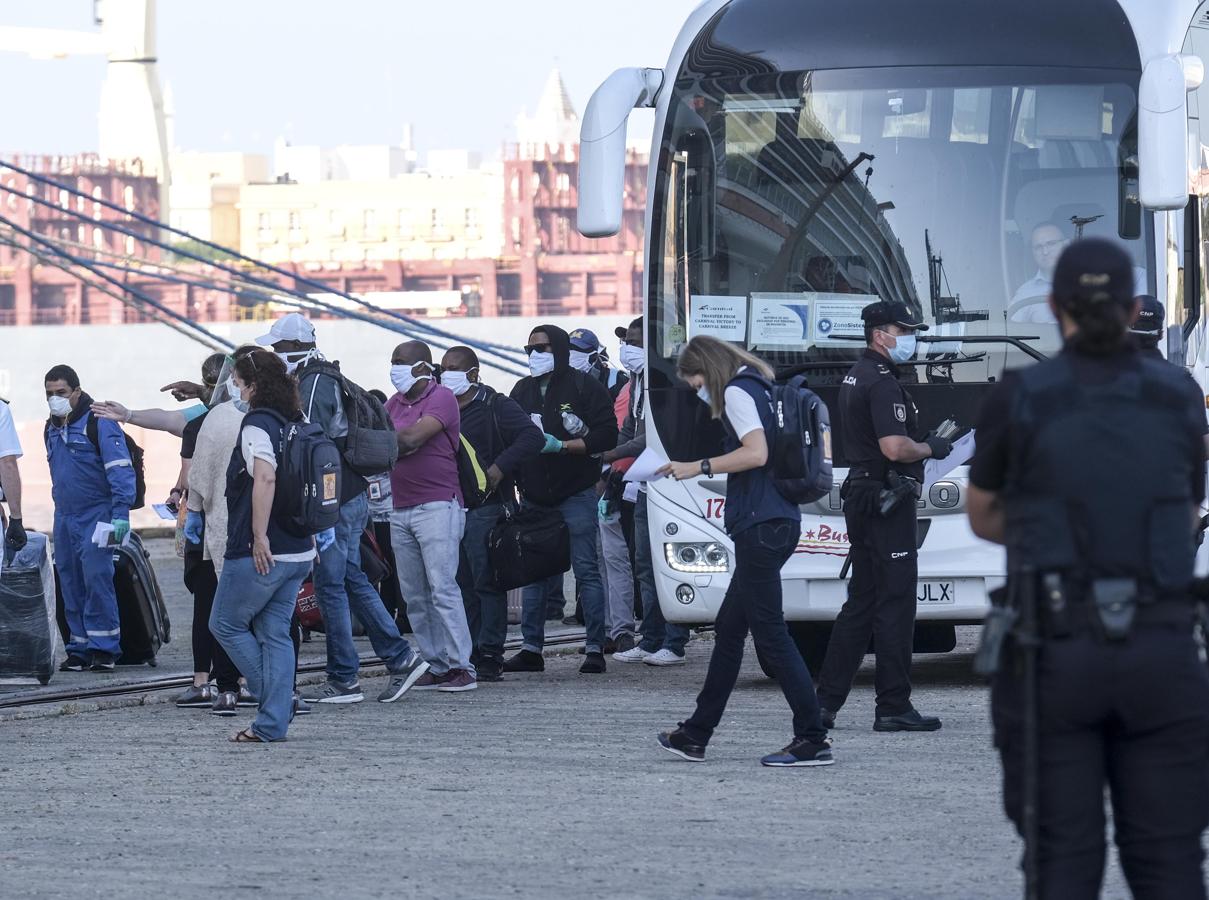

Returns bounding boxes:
[0,630,588,711]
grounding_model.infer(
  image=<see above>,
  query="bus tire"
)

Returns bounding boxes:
[790,622,832,678]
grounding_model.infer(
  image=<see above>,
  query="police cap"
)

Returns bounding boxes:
[861,300,930,331]
[1130,294,1164,336]
[1052,238,1134,314]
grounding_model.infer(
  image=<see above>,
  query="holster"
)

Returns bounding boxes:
[973,584,1016,677]
[877,471,921,517]
[1089,578,1138,641]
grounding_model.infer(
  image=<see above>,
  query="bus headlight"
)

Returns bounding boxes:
[665,542,730,573]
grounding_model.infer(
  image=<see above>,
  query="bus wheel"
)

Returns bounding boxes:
[790,623,832,678]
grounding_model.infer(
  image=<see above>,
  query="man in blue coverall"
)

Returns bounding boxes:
[44,364,136,672]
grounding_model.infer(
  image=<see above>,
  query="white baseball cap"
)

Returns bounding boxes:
[256,312,316,346]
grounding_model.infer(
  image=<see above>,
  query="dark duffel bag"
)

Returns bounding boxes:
[0,532,58,684]
[113,532,171,666]
[487,505,570,592]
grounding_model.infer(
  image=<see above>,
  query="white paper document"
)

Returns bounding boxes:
[624,447,670,484]
[749,293,812,347]
[152,503,178,522]
[91,522,132,549]
[689,295,747,341]
[923,430,976,490]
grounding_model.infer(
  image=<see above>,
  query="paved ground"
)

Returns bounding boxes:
[0,545,1138,898]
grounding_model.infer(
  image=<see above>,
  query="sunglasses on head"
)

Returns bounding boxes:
[524,343,552,355]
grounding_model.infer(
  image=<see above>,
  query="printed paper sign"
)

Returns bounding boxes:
[811,292,880,343]
[689,295,747,341]
[749,294,812,347]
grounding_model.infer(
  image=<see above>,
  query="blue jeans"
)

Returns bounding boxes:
[390,500,473,676]
[683,520,825,746]
[315,492,412,685]
[521,488,606,654]
[634,492,688,655]
[461,502,508,660]
[210,556,311,742]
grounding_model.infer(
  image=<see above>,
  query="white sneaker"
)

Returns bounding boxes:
[612,646,653,663]
[644,649,687,667]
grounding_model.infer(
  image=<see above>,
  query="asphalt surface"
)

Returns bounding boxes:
[0,547,1139,898]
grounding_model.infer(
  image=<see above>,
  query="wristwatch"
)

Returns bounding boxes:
[700,458,713,479]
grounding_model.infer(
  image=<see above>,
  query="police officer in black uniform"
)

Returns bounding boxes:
[1129,294,1164,360]
[968,239,1209,898]
[814,300,949,732]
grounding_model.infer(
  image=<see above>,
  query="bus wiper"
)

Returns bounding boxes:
[917,334,1048,362]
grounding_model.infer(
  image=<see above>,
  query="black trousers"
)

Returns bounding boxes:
[183,547,241,693]
[816,500,917,717]
[682,519,825,745]
[991,625,1209,899]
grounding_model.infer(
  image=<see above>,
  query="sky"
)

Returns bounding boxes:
[0,0,702,161]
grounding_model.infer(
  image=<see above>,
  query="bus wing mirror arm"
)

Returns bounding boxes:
[1139,53,1203,210]
[578,67,664,238]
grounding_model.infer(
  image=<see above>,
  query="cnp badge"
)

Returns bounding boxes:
[893,403,906,423]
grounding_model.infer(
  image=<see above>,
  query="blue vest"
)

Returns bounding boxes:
[224,409,315,560]
[722,376,800,536]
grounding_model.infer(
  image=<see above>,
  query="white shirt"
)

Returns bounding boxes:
[239,424,315,563]
[723,385,763,441]
[0,400,23,460]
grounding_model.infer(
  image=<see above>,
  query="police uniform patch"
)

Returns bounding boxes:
[893,403,906,423]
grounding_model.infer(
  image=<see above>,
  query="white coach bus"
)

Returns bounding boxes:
[578,0,1209,672]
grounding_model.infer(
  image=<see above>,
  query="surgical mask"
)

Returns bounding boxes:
[528,351,555,378]
[47,395,71,418]
[441,369,474,397]
[568,349,594,373]
[390,363,431,395]
[229,378,250,413]
[620,345,644,374]
[232,397,250,414]
[276,349,315,375]
[696,385,711,406]
[887,333,917,364]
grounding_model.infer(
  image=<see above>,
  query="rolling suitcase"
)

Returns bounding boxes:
[0,532,61,684]
[113,532,171,666]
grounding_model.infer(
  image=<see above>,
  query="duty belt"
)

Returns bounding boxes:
[1038,573,1194,639]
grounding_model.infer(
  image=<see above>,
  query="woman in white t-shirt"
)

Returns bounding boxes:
[656,336,833,769]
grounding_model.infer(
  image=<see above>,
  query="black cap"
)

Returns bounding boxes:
[615,316,643,340]
[1051,238,1134,313]
[861,300,929,331]
[1130,294,1164,335]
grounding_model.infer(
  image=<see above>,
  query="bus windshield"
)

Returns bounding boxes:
[648,66,1153,464]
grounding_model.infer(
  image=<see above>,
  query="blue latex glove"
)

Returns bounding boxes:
[111,518,130,543]
[316,527,336,552]
[540,433,564,454]
[597,496,609,521]
[183,511,203,544]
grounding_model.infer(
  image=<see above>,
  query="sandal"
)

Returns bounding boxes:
[229,728,264,743]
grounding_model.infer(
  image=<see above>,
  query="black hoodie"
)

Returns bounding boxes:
[510,323,618,506]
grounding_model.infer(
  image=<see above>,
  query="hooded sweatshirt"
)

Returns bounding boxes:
[510,323,618,506]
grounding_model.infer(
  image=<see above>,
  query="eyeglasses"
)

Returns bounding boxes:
[1032,238,1067,253]
[524,343,552,355]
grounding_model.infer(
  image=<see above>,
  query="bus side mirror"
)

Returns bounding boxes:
[578,67,663,238]
[1139,53,1204,210]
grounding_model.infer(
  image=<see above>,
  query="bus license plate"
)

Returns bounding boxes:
[917,582,955,604]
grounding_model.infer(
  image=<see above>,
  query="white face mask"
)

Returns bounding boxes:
[276,349,315,375]
[390,363,431,395]
[696,385,711,406]
[441,369,475,397]
[887,333,917,364]
[568,349,594,373]
[619,344,644,374]
[47,395,71,418]
[528,351,555,378]
[231,379,250,413]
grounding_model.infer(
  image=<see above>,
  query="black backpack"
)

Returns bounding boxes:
[487,505,571,591]
[44,415,147,510]
[255,409,343,537]
[733,372,833,505]
[301,360,399,476]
